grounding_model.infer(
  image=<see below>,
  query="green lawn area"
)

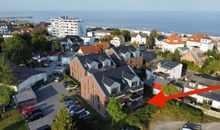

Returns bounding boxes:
[63,74,80,86]
[181,60,200,72]
[0,110,27,130]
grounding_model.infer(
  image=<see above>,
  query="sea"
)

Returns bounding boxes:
[0,11,220,36]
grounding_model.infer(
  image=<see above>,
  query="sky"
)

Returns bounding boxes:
[0,0,219,12]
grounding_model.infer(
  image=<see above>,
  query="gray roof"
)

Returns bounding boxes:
[92,65,140,96]
[131,32,148,38]
[113,45,141,60]
[13,68,46,85]
[185,75,220,101]
[122,71,135,80]
[76,52,115,72]
[159,60,181,70]
[14,88,37,103]
[61,35,84,43]
[154,78,171,86]
[102,76,116,86]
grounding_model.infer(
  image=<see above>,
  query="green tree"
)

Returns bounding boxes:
[172,49,181,61]
[32,26,48,36]
[146,37,154,48]
[121,30,131,41]
[106,98,126,124]
[51,40,61,52]
[0,55,13,85]
[51,107,76,130]
[150,30,158,38]
[111,29,121,35]
[32,35,47,53]
[2,35,32,65]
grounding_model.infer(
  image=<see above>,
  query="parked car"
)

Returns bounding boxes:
[65,84,78,92]
[36,124,51,130]
[25,111,44,122]
[65,100,76,107]
[180,122,202,130]
[79,110,91,119]
[55,76,63,82]
[70,106,85,116]
[2,103,16,112]
[19,105,35,115]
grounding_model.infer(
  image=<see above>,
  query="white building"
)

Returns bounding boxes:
[0,25,11,35]
[110,35,125,47]
[183,75,220,109]
[87,29,111,39]
[131,32,148,45]
[155,36,166,48]
[162,34,185,53]
[80,36,96,45]
[186,34,214,52]
[48,16,86,38]
[146,60,183,84]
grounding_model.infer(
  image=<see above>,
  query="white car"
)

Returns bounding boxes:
[54,77,62,82]
[79,111,90,119]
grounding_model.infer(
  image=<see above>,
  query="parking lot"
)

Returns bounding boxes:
[27,81,67,130]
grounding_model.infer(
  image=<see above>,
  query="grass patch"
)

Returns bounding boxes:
[181,60,200,72]
[0,110,27,130]
[63,74,80,86]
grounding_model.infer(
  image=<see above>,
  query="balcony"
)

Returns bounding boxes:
[129,94,143,101]
[129,85,144,93]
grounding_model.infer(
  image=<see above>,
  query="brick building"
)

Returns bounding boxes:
[80,65,144,116]
[106,45,143,69]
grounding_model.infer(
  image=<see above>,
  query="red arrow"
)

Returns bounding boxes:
[148,85,220,107]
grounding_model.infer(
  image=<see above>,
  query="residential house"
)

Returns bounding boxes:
[155,36,166,49]
[78,42,110,55]
[48,16,86,37]
[186,34,214,52]
[0,24,11,35]
[110,35,125,47]
[87,29,111,39]
[162,34,185,53]
[181,47,205,66]
[146,60,183,85]
[131,32,148,45]
[178,47,189,55]
[106,45,143,69]
[70,52,115,81]
[80,36,96,45]
[183,75,220,109]
[80,65,144,116]
[61,35,84,52]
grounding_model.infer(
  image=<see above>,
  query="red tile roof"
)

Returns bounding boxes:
[187,34,210,43]
[80,42,110,55]
[163,34,184,45]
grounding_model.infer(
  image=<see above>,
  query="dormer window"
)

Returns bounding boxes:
[132,81,138,87]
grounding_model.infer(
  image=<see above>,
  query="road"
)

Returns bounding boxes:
[28,81,67,130]
[151,121,220,130]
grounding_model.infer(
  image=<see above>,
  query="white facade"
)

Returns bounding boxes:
[157,62,183,79]
[110,36,125,47]
[131,33,147,45]
[155,38,164,48]
[87,30,111,39]
[186,38,214,52]
[48,16,86,37]
[80,36,95,45]
[162,42,185,53]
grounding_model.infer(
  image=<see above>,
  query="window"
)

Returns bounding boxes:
[132,81,138,87]
[111,88,118,94]
[97,96,100,103]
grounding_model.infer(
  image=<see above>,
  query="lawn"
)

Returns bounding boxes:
[181,60,200,72]
[0,110,27,130]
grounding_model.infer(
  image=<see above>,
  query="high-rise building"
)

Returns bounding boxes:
[48,16,86,37]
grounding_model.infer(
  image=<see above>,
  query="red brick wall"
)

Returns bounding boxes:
[80,76,108,117]
[126,55,144,69]
[70,58,86,81]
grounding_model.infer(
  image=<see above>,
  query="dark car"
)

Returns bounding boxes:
[181,122,202,130]
[26,111,44,122]
[36,124,51,130]
[2,103,16,112]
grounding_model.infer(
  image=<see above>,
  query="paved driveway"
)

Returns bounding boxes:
[28,82,67,130]
[151,121,220,130]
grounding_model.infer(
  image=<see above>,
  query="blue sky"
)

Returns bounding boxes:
[0,0,219,12]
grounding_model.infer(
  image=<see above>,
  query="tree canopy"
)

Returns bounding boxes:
[0,55,13,85]
[51,107,76,130]
[163,85,180,96]
[111,29,131,41]
[106,98,126,123]
[2,35,32,65]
